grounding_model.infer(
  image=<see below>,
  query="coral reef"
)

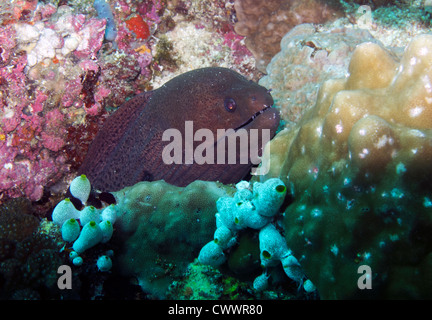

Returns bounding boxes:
[166,259,299,300]
[0,0,277,300]
[0,22,68,202]
[258,34,432,299]
[50,174,315,299]
[111,179,235,298]
[259,24,379,124]
[2,0,432,301]
[51,175,310,300]
[153,0,258,86]
[167,261,252,300]
[0,3,114,202]
[0,0,255,204]
[0,198,66,299]
[233,0,343,72]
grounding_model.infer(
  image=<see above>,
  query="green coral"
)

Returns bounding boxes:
[112,180,235,298]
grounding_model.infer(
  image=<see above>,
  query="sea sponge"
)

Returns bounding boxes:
[96,255,112,272]
[52,198,80,226]
[72,221,103,254]
[258,34,432,299]
[79,205,100,226]
[253,178,287,217]
[93,0,117,42]
[213,225,235,249]
[69,174,91,204]
[101,204,117,224]
[61,218,81,242]
[72,256,83,266]
[99,220,113,243]
[234,0,343,72]
[258,223,289,266]
[198,241,226,267]
[197,179,310,291]
[253,272,269,291]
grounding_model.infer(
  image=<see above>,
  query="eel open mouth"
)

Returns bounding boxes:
[234,105,273,132]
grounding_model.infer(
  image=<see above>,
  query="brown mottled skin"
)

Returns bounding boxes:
[78,67,280,192]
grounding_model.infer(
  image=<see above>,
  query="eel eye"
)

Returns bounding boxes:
[224,97,237,112]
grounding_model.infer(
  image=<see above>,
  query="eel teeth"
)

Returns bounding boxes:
[235,105,272,131]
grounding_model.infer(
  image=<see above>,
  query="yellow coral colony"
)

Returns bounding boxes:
[262,34,432,193]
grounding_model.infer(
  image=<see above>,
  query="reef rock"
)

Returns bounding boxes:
[259,24,379,124]
[234,0,342,72]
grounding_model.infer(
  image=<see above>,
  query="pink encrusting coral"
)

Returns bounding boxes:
[0,0,161,203]
[0,139,66,202]
[73,18,107,59]
[41,109,67,152]
[222,29,253,65]
[0,0,271,204]
[0,45,69,201]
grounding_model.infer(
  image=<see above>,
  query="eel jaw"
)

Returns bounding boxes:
[234,105,273,132]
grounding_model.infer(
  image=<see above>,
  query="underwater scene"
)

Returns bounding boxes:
[1,0,432,302]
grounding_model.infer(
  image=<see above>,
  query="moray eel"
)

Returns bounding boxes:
[78,67,280,192]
